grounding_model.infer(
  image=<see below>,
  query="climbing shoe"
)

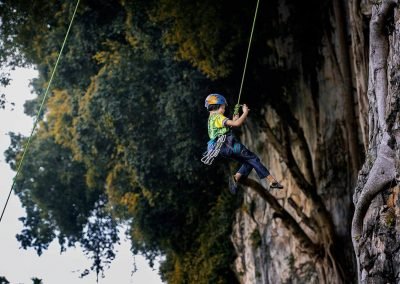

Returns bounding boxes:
[229,176,239,194]
[269,181,283,189]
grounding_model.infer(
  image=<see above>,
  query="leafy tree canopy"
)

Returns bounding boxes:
[1,0,250,281]
[1,0,331,281]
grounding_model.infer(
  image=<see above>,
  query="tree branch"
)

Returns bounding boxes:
[263,104,317,188]
[369,0,398,132]
[351,1,398,281]
[351,0,398,251]
[263,120,315,195]
[262,119,337,245]
[351,135,396,251]
[239,178,321,256]
[287,197,319,233]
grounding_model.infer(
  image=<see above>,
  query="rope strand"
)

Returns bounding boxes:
[237,0,260,105]
[0,0,81,223]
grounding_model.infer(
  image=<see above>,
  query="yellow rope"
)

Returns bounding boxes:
[236,0,260,106]
[0,0,81,223]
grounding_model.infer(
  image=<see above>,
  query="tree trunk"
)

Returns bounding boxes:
[351,0,400,283]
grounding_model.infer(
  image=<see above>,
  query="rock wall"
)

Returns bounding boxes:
[352,2,400,282]
[230,1,363,282]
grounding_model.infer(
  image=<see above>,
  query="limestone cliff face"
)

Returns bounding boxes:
[230,1,400,283]
[231,101,355,283]
[229,1,366,282]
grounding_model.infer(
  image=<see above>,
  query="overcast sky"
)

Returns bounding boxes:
[0,68,163,284]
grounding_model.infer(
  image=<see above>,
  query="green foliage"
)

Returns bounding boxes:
[383,208,396,227]
[286,253,295,271]
[160,193,240,284]
[6,132,99,240]
[0,276,10,284]
[250,228,262,249]
[150,0,248,79]
[31,278,43,284]
[5,130,119,278]
[79,198,120,280]
[2,0,243,281]
[77,42,232,269]
[2,0,335,281]
[0,0,30,89]
[0,276,43,283]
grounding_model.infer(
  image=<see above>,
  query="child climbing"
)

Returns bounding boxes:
[201,93,283,193]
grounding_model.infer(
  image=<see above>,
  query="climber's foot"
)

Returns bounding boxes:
[269,181,284,189]
[229,175,239,194]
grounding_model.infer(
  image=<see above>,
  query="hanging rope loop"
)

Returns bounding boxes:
[201,135,227,165]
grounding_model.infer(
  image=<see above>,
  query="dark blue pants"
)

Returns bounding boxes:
[218,134,270,179]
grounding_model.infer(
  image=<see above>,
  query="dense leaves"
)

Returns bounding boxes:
[1,0,247,281]
[1,0,331,281]
[0,276,10,284]
[1,0,337,282]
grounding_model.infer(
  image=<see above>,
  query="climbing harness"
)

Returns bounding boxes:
[234,0,260,115]
[202,0,260,165]
[0,0,81,223]
[201,134,227,165]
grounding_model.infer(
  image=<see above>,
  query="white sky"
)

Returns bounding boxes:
[0,68,163,284]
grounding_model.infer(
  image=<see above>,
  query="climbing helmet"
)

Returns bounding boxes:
[204,93,227,108]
